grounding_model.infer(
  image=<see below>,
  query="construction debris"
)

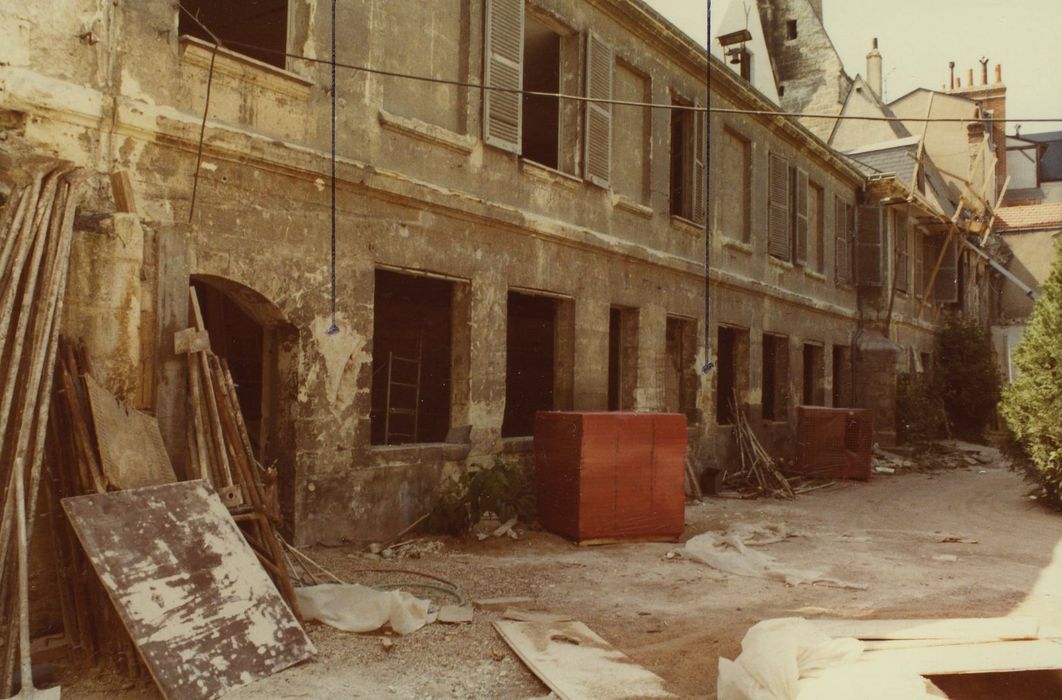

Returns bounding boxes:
[494,619,675,700]
[178,286,297,616]
[685,523,866,590]
[62,481,315,700]
[295,583,432,635]
[726,400,794,499]
[0,160,86,696]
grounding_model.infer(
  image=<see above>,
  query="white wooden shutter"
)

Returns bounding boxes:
[584,32,613,187]
[768,153,789,260]
[691,103,706,223]
[834,197,848,284]
[856,205,884,286]
[483,0,524,154]
[793,168,808,266]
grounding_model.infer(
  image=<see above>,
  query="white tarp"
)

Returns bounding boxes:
[718,618,947,700]
[685,524,865,590]
[295,583,432,635]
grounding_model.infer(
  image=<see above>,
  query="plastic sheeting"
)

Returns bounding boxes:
[295,584,432,635]
[685,524,866,589]
[717,618,948,700]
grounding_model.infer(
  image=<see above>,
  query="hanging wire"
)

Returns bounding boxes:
[702,0,713,375]
[179,5,221,224]
[326,0,339,336]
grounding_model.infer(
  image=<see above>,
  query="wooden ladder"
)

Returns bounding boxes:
[384,332,423,444]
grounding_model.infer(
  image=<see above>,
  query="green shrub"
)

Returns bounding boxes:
[1001,242,1062,508]
[934,315,1000,439]
[896,372,944,443]
[427,456,537,536]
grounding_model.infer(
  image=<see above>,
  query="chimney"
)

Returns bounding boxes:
[967,68,974,88]
[867,38,882,99]
[995,63,1003,83]
[948,61,955,90]
[980,57,989,85]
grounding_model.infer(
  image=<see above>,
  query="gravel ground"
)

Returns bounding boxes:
[62,447,1062,699]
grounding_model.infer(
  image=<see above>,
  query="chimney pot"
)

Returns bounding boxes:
[948,61,955,90]
[995,64,1002,83]
[980,57,989,85]
[867,38,883,98]
[967,68,974,87]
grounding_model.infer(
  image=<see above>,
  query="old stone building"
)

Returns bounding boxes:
[1,0,1007,544]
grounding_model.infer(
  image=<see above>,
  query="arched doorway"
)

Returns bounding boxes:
[190,275,299,534]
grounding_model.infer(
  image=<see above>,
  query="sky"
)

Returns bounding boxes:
[643,0,1062,136]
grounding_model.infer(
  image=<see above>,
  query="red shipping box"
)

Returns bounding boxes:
[533,412,687,543]
[795,406,874,480]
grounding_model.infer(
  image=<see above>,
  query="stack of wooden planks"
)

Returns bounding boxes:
[45,339,143,676]
[728,395,794,499]
[0,160,86,694]
[180,286,298,617]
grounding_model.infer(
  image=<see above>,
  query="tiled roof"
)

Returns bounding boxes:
[996,203,1062,232]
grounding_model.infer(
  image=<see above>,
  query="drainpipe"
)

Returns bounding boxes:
[703,1,713,374]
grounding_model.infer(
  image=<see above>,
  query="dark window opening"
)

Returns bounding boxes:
[371,270,454,445]
[179,0,288,69]
[667,317,699,422]
[670,100,693,217]
[762,334,789,421]
[522,16,561,169]
[832,345,851,407]
[607,307,638,411]
[715,326,750,425]
[778,84,786,97]
[503,293,556,437]
[786,20,798,40]
[802,343,825,406]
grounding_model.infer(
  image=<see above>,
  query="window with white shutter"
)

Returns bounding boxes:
[483,0,524,154]
[583,32,613,187]
[793,168,809,266]
[691,104,706,224]
[767,153,789,260]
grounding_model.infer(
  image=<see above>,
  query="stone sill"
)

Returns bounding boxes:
[721,236,753,254]
[180,36,313,99]
[767,255,795,271]
[368,442,470,464]
[377,109,477,155]
[613,195,653,218]
[670,215,704,235]
[805,269,827,282]
[500,436,535,453]
[519,159,583,190]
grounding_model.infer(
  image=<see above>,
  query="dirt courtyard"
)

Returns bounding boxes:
[66,448,1062,699]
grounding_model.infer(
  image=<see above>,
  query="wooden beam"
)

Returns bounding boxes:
[908,93,935,198]
[980,175,1011,246]
[917,228,956,320]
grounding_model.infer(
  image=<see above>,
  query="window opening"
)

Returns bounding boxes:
[179,0,288,69]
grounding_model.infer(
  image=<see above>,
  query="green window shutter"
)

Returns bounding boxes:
[768,153,789,260]
[583,32,613,187]
[856,205,884,286]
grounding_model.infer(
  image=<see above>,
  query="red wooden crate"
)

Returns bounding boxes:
[533,412,687,543]
[794,406,874,480]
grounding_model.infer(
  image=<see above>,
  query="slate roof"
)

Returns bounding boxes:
[1024,131,1062,182]
[995,203,1062,232]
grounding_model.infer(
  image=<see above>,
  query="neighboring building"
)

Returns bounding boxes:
[1017,130,1062,204]
[991,203,1062,382]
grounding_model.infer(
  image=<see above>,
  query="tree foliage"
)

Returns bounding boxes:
[1001,242,1062,508]
[935,314,1000,439]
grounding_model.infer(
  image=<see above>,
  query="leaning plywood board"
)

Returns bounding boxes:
[860,639,1062,676]
[62,480,315,700]
[810,617,1039,642]
[85,374,176,489]
[494,620,675,700]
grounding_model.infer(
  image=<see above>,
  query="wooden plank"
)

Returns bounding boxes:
[84,374,177,490]
[174,328,210,355]
[61,480,314,700]
[860,639,1062,676]
[810,616,1040,642]
[110,170,138,215]
[494,620,674,700]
